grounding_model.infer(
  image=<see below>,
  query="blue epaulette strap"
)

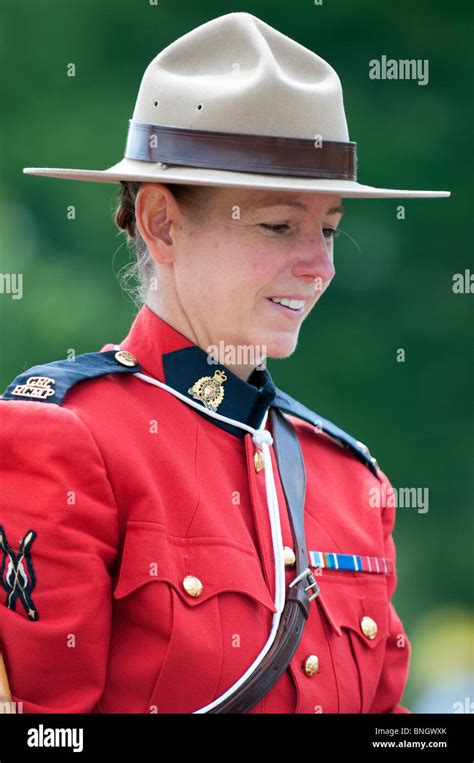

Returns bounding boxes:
[273,389,380,479]
[2,351,141,406]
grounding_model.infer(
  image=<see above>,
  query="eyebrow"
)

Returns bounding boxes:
[244,197,345,217]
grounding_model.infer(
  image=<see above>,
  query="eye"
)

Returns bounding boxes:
[323,227,340,240]
[259,223,291,234]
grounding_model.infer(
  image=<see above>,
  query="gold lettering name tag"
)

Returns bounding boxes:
[11,376,55,400]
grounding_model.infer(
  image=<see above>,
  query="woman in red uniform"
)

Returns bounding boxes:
[0,12,449,713]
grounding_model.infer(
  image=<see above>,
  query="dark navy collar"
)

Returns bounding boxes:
[115,305,277,438]
[162,347,276,437]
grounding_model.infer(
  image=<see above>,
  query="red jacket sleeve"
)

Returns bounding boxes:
[0,400,119,713]
[368,469,412,713]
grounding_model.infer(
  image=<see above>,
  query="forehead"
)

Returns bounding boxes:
[223,188,344,215]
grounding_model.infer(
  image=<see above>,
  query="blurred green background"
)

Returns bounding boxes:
[0,0,472,711]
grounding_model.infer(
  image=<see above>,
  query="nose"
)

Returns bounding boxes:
[290,240,336,286]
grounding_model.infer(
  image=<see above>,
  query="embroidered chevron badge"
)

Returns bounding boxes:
[0,526,40,620]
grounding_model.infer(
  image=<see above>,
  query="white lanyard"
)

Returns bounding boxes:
[113,346,286,713]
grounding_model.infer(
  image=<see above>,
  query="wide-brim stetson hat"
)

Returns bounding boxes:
[24,12,450,199]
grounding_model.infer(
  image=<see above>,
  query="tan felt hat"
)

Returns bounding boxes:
[23,12,450,199]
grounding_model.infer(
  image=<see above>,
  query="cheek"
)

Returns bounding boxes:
[210,241,275,294]
[240,240,292,284]
[178,227,287,302]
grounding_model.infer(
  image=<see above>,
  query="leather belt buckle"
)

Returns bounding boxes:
[288,566,320,602]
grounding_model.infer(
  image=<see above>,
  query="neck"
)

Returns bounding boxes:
[145,298,262,383]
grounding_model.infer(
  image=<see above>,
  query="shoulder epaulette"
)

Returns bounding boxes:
[273,388,381,480]
[1,350,141,406]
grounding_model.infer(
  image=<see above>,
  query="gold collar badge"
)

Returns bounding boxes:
[187,369,227,412]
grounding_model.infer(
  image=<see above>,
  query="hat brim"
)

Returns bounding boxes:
[23,158,450,198]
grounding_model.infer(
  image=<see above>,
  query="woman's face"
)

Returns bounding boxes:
[138,184,343,365]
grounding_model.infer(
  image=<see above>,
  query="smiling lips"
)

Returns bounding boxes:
[267,296,307,315]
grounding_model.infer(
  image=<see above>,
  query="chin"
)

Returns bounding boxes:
[264,333,299,359]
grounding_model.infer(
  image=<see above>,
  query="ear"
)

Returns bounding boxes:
[135,183,176,263]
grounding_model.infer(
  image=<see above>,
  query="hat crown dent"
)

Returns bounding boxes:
[132,11,350,142]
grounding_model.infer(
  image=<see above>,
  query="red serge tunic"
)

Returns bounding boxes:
[0,305,411,713]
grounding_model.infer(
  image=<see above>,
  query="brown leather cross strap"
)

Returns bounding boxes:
[124,120,358,180]
[207,406,319,713]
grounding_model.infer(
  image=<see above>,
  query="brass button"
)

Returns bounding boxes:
[360,615,378,640]
[182,575,203,597]
[283,546,296,568]
[115,350,138,367]
[302,655,319,676]
[254,450,265,472]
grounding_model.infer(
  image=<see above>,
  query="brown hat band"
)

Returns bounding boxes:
[124,120,358,180]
